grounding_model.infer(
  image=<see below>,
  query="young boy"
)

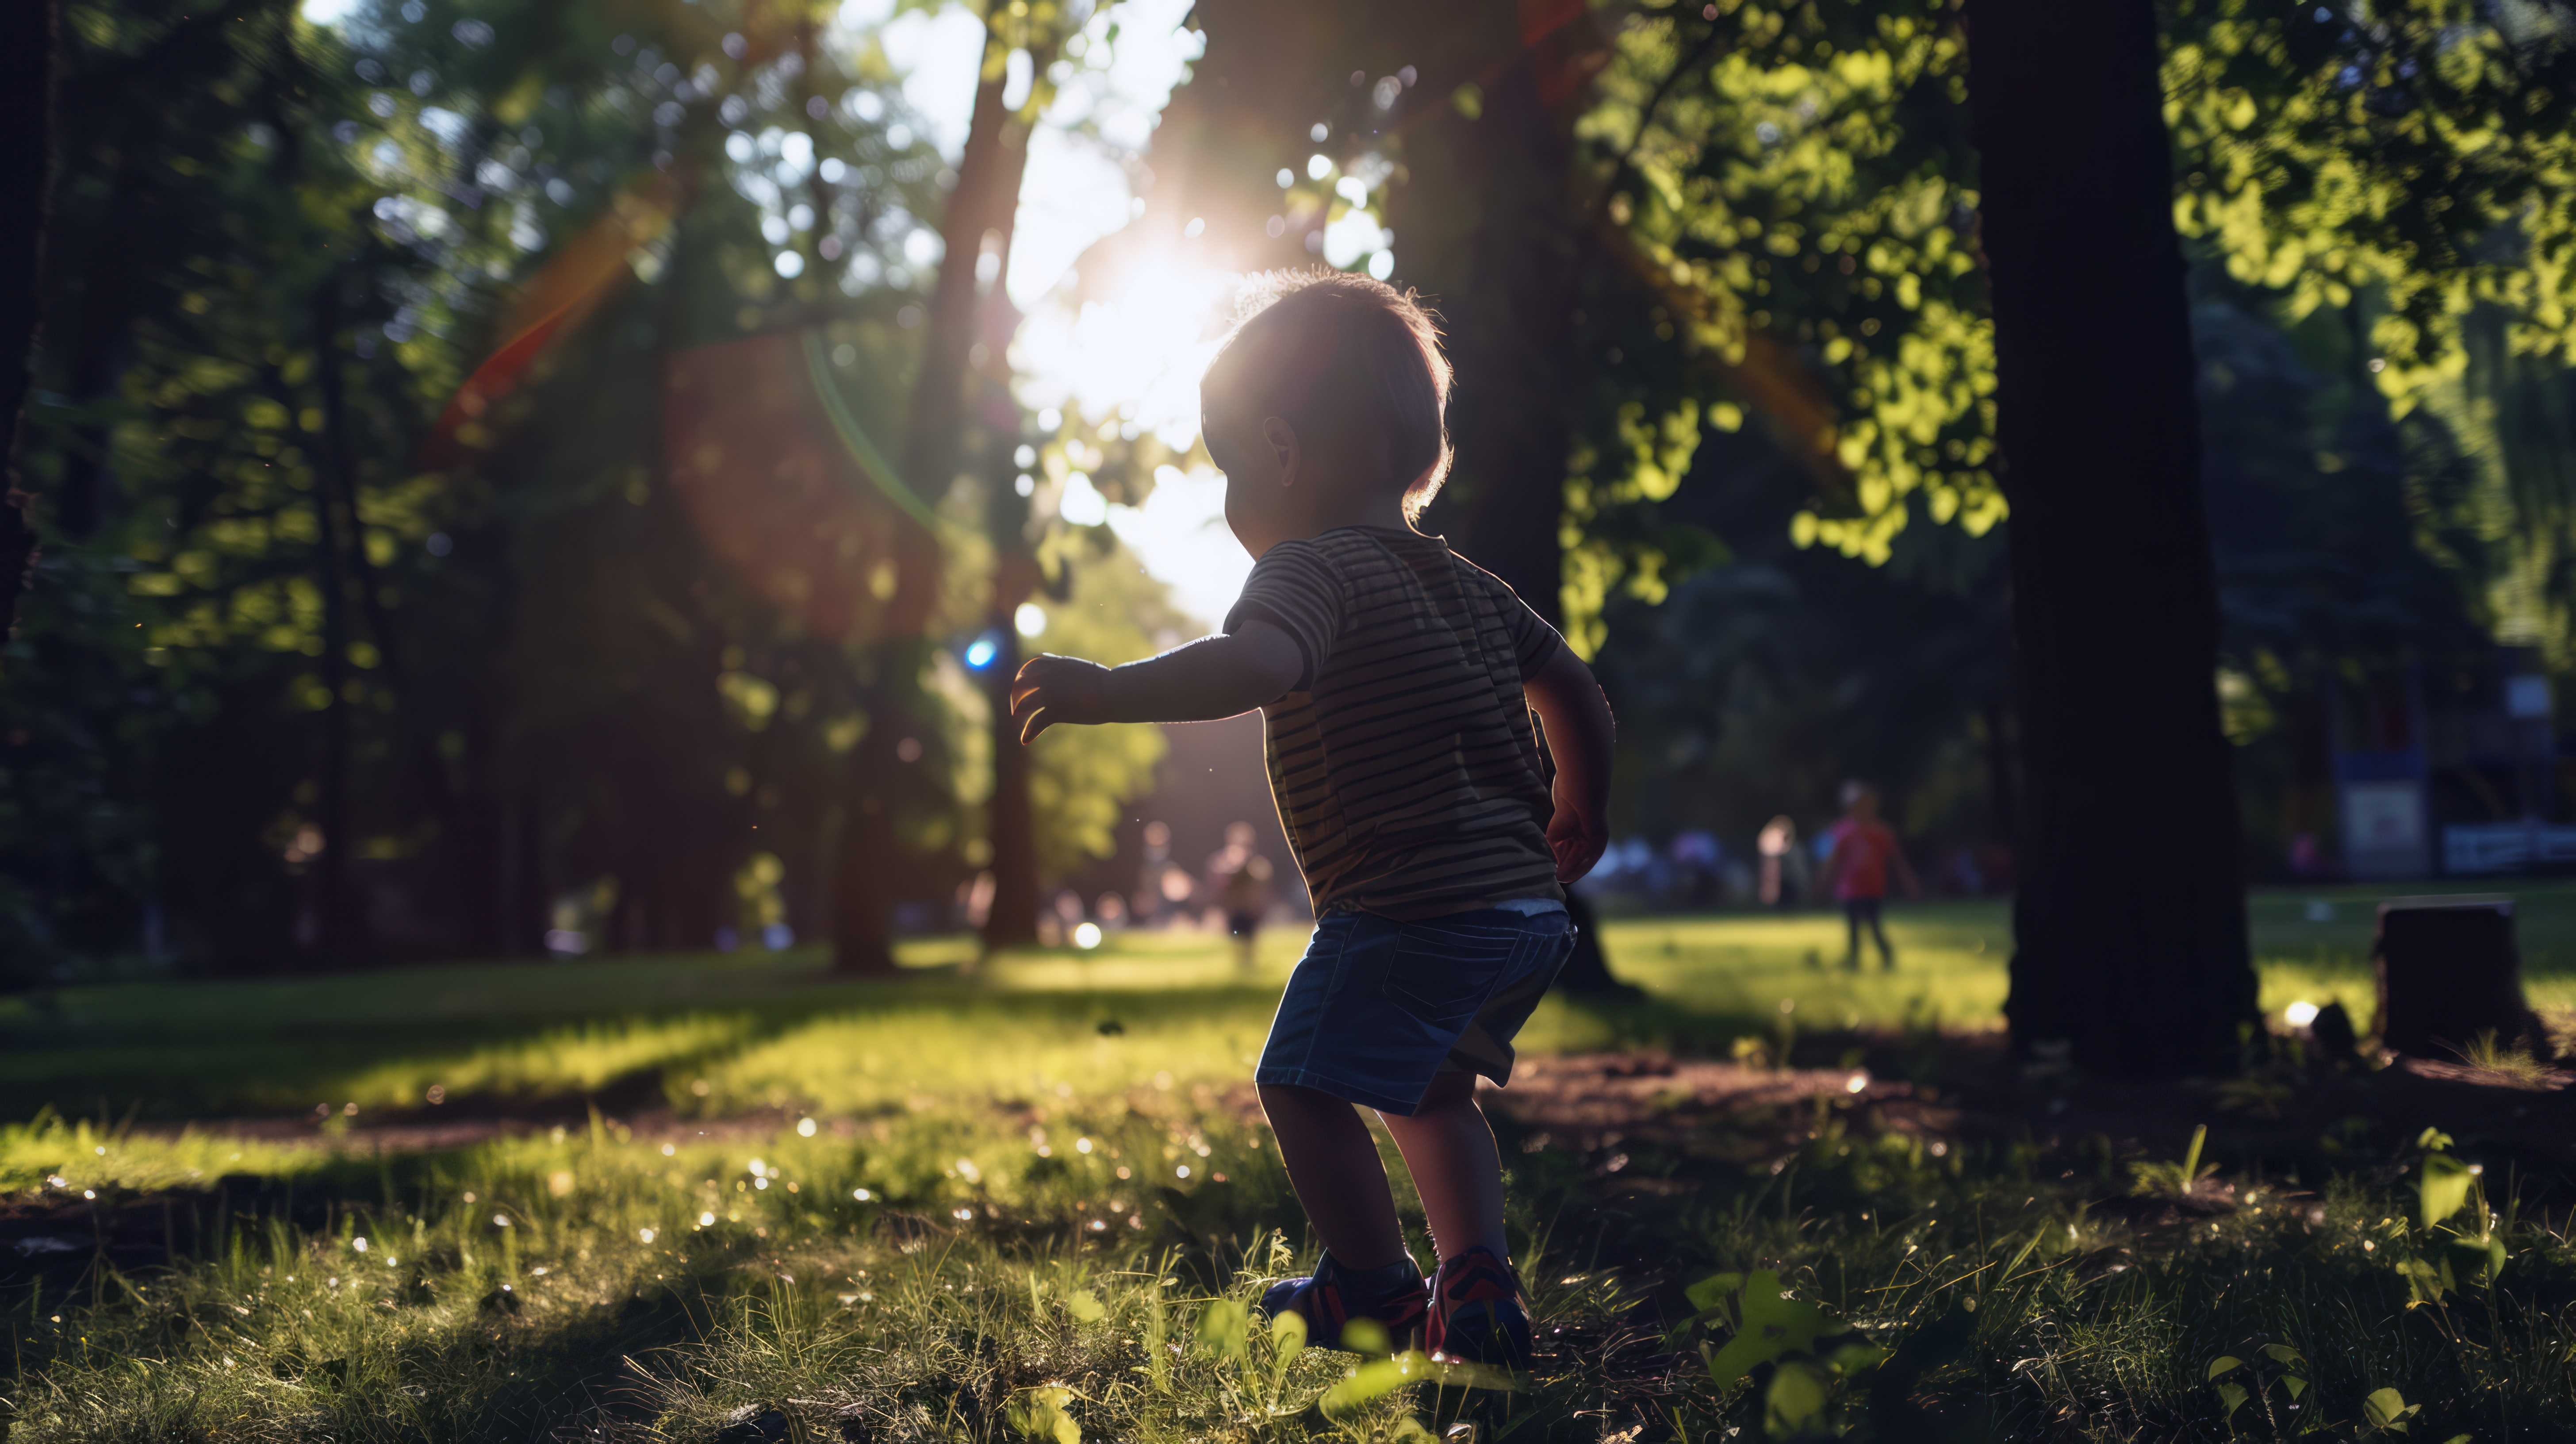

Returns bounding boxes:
[1815,780,1919,971]
[1009,270,1615,1367]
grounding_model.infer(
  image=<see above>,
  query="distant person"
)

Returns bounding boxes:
[1209,820,1276,967]
[1007,268,1615,1367]
[1135,820,1177,925]
[1817,780,1920,970]
[1757,815,1802,908]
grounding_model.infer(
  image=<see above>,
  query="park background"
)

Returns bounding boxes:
[4,0,2576,1440]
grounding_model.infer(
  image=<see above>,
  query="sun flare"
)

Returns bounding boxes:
[1013,253,1254,625]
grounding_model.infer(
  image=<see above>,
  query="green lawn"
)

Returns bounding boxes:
[9,887,2576,1442]
[11,881,2576,1133]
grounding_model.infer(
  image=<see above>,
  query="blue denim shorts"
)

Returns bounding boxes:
[1254,906,1576,1116]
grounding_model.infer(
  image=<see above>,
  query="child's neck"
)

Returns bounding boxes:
[1295,488,1415,539]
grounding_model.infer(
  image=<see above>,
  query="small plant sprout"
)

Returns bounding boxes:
[2407,1128,2509,1294]
[2206,1343,2307,1436]
[2131,1123,2219,1200]
[2358,1385,2420,1437]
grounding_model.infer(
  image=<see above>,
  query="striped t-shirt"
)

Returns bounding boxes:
[1222,526,1566,921]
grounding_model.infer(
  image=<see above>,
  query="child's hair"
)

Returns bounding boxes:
[1840,779,1876,809]
[1199,268,1452,521]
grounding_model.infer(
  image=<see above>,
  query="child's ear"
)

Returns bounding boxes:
[1260,416,1299,486]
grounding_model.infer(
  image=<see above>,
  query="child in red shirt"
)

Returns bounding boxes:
[1817,780,1919,971]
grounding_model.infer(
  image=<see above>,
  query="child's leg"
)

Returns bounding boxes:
[1866,902,1894,968]
[1376,1071,1507,1263]
[1257,1083,1410,1270]
[1844,902,1864,969]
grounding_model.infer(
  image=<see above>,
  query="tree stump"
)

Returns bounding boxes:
[2371,895,2547,1059]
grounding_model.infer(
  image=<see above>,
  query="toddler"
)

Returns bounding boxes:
[1010,269,1614,1366]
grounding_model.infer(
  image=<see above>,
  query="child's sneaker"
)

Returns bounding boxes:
[1258,1253,1427,1353]
[1426,1246,1532,1368]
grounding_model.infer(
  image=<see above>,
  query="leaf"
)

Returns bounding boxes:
[1268,1306,1307,1351]
[2415,1128,2454,1152]
[1062,1288,1105,1324]
[2216,1382,2249,1421]
[2259,1343,2302,1366]
[2206,1355,2243,1380]
[1824,1340,1886,1375]
[2394,1254,2452,1306]
[2282,1375,2307,1401]
[1340,1317,1390,1355]
[2419,1152,2475,1228]
[1764,1359,1833,1440]
[1705,1270,1838,1387]
[1008,1386,1081,1444]
[1315,1349,1512,1417]
[1192,1298,1248,1362]
[1267,1307,1307,1390]
[2446,1232,2507,1288]
[1684,1271,1746,1316]
[2364,1386,2419,1429]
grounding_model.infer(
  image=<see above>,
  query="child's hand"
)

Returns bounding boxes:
[1546,799,1609,884]
[1009,654,1113,744]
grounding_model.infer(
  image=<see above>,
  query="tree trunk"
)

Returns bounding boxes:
[1968,0,2258,1076]
[1380,2,1627,994]
[836,16,1050,974]
[1388,35,1584,628]
[0,0,57,657]
[981,418,1042,951]
[972,184,1041,956]
[284,335,368,964]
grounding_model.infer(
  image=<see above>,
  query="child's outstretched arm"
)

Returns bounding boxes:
[1009,620,1303,745]
[1524,644,1615,883]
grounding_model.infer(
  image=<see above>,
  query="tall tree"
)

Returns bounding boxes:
[1968,0,2258,1075]
[837,3,1065,973]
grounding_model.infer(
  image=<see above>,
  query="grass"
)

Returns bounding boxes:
[10,884,2576,1440]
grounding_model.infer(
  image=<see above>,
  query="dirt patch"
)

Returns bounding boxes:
[1482,1052,1951,1151]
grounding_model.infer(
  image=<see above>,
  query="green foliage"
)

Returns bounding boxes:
[9,0,1193,969]
[2206,1343,2311,1436]
[1575,0,2576,598]
[1581,0,1995,572]
[2163,0,2576,413]
[2361,1385,2423,1437]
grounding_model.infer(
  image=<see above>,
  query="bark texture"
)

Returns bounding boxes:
[1968,0,2259,1075]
